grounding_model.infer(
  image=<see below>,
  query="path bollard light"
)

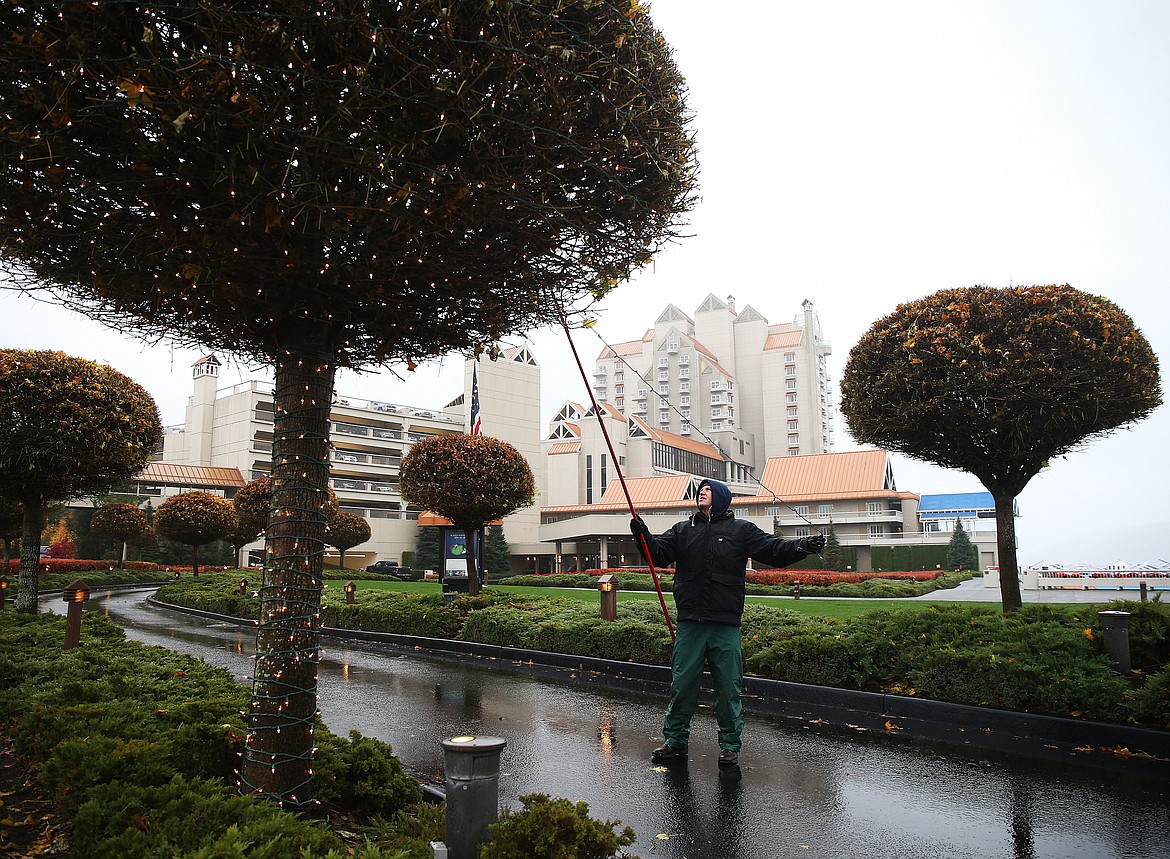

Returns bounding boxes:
[1098,610,1132,675]
[174,570,181,579]
[238,578,248,596]
[439,735,507,859]
[62,579,90,650]
[793,581,801,600]
[0,575,8,610]
[344,581,356,604]
[598,574,618,622]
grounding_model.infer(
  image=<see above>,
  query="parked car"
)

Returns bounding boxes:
[364,560,420,581]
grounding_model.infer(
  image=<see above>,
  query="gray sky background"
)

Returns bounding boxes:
[3,1,1167,566]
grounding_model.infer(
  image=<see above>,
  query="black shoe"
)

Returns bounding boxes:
[718,749,739,767]
[651,744,688,762]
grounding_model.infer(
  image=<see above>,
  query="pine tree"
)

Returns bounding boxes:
[483,525,512,580]
[414,525,443,575]
[821,525,847,572]
[946,518,980,572]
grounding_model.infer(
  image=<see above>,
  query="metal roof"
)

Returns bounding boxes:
[135,462,246,489]
[918,492,996,520]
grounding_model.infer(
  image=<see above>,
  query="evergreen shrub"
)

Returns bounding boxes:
[480,793,636,859]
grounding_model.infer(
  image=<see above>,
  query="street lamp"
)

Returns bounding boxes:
[597,574,618,622]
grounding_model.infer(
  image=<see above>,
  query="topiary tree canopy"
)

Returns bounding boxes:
[841,284,1161,612]
[232,477,274,540]
[90,502,152,569]
[155,491,236,576]
[400,434,535,597]
[0,0,695,806]
[0,349,162,612]
[323,511,371,571]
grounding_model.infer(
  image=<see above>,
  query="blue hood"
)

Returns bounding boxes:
[697,478,732,518]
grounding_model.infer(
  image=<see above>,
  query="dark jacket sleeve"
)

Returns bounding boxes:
[741,521,807,569]
[645,522,679,568]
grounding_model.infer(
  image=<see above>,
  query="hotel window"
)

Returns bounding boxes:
[817,503,833,516]
[659,357,669,366]
[788,406,798,417]
[680,396,690,406]
[867,501,884,516]
[784,352,796,363]
[679,382,690,393]
[615,372,623,382]
[793,505,809,517]
[869,524,885,537]
[658,384,669,394]
[785,366,797,376]
[658,370,669,382]
[681,409,690,419]
[788,420,798,430]
[794,526,811,537]
[786,393,797,403]
[788,447,800,456]
[615,385,624,395]
[786,379,797,390]
[679,367,690,378]
[615,397,624,408]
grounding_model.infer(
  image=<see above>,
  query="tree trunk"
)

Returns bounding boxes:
[14,503,44,614]
[464,526,481,597]
[994,491,1022,613]
[338,549,347,571]
[241,339,335,808]
[192,544,201,576]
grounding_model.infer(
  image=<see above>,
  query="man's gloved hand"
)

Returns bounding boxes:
[630,516,653,564]
[798,534,826,555]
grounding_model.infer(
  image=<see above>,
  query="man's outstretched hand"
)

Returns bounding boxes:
[798,534,826,555]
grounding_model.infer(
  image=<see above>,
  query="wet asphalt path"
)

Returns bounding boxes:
[52,588,1170,859]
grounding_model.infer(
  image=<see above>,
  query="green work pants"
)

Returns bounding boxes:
[662,621,744,751]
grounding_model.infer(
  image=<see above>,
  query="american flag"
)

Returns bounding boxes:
[470,362,482,436]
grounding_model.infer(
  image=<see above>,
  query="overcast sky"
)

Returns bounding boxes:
[3,1,1167,567]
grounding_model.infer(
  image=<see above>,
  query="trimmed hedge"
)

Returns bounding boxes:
[0,611,425,857]
[155,572,1170,730]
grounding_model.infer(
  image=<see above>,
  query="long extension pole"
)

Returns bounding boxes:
[561,317,675,642]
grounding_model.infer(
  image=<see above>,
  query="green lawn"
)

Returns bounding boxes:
[323,576,992,620]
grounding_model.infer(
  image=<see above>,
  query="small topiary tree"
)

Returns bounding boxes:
[324,512,371,571]
[0,350,162,611]
[232,477,273,541]
[155,492,236,576]
[90,503,151,569]
[399,435,534,597]
[946,518,980,572]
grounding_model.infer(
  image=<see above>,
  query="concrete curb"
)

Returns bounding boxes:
[146,596,1170,776]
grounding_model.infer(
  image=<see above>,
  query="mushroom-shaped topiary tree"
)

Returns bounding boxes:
[155,491,237,576]
[90,502,152,569]
[400,434,535,597]
[324,511,371,572]
[0,350,162,612]
[841,285,1161,612]
[0,1,695,804]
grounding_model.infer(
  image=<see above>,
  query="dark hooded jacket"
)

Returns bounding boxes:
[644,478,808,626]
